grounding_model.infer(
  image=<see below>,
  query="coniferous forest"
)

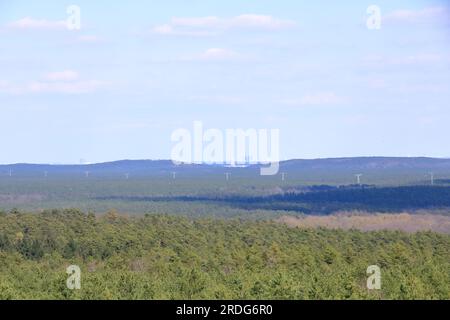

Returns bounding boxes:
[0,209,448,300]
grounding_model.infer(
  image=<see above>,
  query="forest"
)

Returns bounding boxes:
[0,209,448,299]
[203,185,450,214]
[94,185,450,215]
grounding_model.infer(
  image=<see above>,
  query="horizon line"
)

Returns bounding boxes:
[1,155,450,166]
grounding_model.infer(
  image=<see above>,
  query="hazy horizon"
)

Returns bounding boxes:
[2,155,450,166]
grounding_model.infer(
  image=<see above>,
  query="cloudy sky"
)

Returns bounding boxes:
[1,0,449,164]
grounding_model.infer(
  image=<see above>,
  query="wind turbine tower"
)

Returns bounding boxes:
[355,174,363,186]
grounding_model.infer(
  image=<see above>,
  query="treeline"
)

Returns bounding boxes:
[0,209,448,299]
[161,185,450,214]
[95,186,450,215]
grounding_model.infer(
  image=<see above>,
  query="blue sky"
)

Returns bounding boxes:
[0,0,449,164]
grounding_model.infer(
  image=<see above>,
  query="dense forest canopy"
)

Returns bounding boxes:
[0,209,448,299]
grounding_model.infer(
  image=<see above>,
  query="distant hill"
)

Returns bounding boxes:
[1,157,450,177]
[0,160,179,176]
[280,157,450,171]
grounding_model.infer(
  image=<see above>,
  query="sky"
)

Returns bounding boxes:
[0,0,449,164]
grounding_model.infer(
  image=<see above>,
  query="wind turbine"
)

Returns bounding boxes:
[355,174,363,186]
[225,172,231,181]
[429,172,435,186]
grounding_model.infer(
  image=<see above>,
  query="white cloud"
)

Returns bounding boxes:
[8,17,67,30]
[0,71,106,95]
[172,16,222,28]
[231,14,296,29]
[391,83,449,94]
[171,14,295,29]
[418,116,437,126]
[188,95,244,104]
[151,24,213,37]
[27,80,105,94]
[43,70,79,81]
[0,81,23,95]
[281,93,345,106]
[152,14,296,36]
[152,24,173,34]
[199,48,239,61]
[180,48,242,62]
[384,6,449,24]
[342,115,368,126]
[77,35,101,43]
[363,53,447,67]
[366,77,387,89]
[402,54,444,64]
